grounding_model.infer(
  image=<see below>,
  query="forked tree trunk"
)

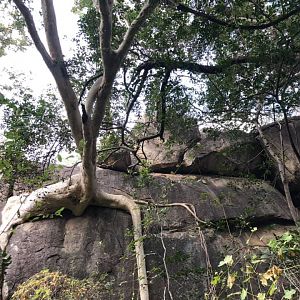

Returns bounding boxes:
[0,168,149,300]
[9,1,160,299]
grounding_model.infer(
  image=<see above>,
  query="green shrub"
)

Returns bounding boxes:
[12,269,110,300]
[207,229,300,299]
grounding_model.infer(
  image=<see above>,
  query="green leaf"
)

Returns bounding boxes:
[282,233,293,243]
[268,281,277,296]
[54,207,65,217]
[211,275,221,286]
[57,154,62,162]
[283,289,296,299]
[240,288,247,300]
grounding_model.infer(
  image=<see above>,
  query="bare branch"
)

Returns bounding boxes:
[12,0,53,69]
[255,102,299,223]
[121,69,148,148]
[14,0,83,148]
[85,75,103,115]
[91,1,161,140]
[175,2,300,30]
[158,69,171,141]
[97,0,114,67]
[123,70,149,130]
[91,79,114,138]
[136,57,254,75]
[41,0,64,62]
[117,0,160,59]
[78,73,103,106]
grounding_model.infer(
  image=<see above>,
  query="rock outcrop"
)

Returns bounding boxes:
[137,128,266,178]
[2,122,300,299]
[1,169,295,299]
[261,117,300,207]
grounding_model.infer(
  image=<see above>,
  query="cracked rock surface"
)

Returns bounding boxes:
[1,169,296,299]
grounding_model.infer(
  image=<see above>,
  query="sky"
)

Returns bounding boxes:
[0,1,78,95]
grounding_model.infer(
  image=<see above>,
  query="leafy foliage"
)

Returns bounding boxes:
[11,269,111,300]
[209,228,300,299]
[68,0,300,164]
[0,1,30,56]
[0,78,73,195]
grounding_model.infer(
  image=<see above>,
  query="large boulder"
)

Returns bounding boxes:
[4,212,293,300]
[1,169,296,299]
[142,129,265,178]
[94,169,291,223]
[261,117,300,207]
[100,150,132,172]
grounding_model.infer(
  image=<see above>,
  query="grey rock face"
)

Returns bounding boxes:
[4,207,135,299]
[141,129,265,178]
[101,150,132,172]
[4,207,293,299]
[261,117,300,207]
[2,169,294,299]
[96,169,291,223]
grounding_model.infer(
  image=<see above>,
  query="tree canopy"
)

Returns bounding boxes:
[67,0,300,153]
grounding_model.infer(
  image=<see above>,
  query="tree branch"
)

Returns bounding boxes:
[255,102,299,223]
[91,1,160,141]
[158,69,171,141]
[12,0,53,69]
[175,3,300,30]
[85,74,103,115]
[91,79,114,139]
[136,56,255,75]
[14,0,83,149]
[78,72,103,106]
[97,0,114,67]
[117,0,160,60]
[41,0,64,62]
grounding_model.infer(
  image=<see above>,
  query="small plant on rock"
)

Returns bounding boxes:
[12,269,110,300]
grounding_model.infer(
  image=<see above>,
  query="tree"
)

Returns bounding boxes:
[1,1,300,299]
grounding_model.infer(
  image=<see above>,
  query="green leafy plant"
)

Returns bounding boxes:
[0,82,73,198]
[12,269,111,300]
[208,229,300,299]
[31,207,65,222]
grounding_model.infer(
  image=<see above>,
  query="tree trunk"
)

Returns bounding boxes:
[0,167,149,300]
[255,120,299,223]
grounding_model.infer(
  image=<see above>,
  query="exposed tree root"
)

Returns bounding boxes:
[0,173,149,300]
[93,191,149,300]
[0,170,215,300]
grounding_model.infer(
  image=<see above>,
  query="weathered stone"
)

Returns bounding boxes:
[101,150,132,172]
[95,169,292,223]
[3,207,135,299]
[261,117,300,207]
[142,129,265,178]
[140,127,200,168]
[3,206,294,299]
[1,169,296,299]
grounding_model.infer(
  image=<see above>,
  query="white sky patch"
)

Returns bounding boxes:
[0,0,78,96]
